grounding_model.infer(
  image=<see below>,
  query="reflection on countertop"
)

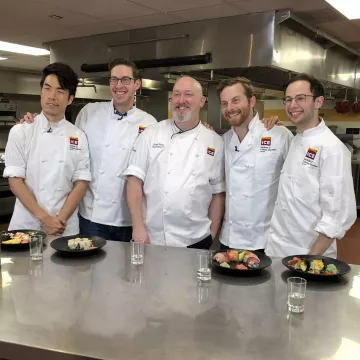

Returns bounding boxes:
[0,241,360,360]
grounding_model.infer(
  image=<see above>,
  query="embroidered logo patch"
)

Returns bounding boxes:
[70,136,78,150]
[305,147,317,160]
[261,136,271,146]
[138,125,146,134]
[207,147,215,156]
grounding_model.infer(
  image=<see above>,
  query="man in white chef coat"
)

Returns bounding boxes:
[218,77,293,252]
[4,62,91,236]
[266,73,357,258]
[21,58,157,241]
[124,76,225,249]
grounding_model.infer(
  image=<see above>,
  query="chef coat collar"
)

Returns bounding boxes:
[39,112,66,133]
[171,119,201,137]
[110,100,136,120]
[299,117,326,138]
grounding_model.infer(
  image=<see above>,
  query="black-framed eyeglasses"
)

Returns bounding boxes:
[282,94,316,105]
[109,76,136,85]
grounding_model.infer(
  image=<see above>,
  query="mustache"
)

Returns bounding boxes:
[226,110,241,116]
[175,103,190,109]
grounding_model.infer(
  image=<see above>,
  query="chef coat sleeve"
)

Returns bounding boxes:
[74,104,89,131]
[210,138,226,194]
[3,124,27,179]
[72,132,92,182]
[123,129,151,182]
[314,148,357,239]
[282,129,294,161]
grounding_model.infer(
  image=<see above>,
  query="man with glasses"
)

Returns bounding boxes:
[266,73,356,258]
[21,58,157,241]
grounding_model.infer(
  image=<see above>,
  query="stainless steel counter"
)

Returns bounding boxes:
[0,242,360,360]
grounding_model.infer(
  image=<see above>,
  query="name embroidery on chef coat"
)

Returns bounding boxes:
[207,147,215,156]
[69,136,79,151]
[302,147,318,167]
[138,125,146,134]
[260,136,276,153]
[152,142,165,149]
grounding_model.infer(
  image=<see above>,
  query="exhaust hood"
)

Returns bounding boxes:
[46,10,360,91]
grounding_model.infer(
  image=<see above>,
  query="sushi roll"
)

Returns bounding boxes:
[227,250,239,262]
[236,264,248,270]
[245,256,260,269]
[243,251,259,263]
[213,252,231,264]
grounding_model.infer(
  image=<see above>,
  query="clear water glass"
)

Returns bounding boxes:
[287,277,307,313]
[29,235,43,261]
[197,250,212,282]
[131,239,144,265]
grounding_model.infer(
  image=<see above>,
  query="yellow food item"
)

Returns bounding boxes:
[2,237,22,244]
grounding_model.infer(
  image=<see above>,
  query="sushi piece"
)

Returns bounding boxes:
[227,250,239,262]
[236,264,248,270]
[324,264,339,275]
[238,250,247,262]
[245,256,260,269]
[220,262,230,268]
[213,252,231,264]
[243,251,259,263]
[309,259,324,273]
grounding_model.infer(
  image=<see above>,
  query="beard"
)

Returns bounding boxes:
[225,106,251,127]
[172,104,193,123]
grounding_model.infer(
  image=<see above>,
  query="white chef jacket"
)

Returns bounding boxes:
[3,113,91,235]
[220,113,293,249]
[266,119,357,258]
[75,100,157,226]
[124,119,225,247]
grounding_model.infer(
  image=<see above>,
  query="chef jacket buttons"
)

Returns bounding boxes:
[95,196,100,201]
[57,187,61,191]
[100,170,104,175]
[116,173,121,177]
[58,160,63,163]
[229,220,233,225]
[280,170,284,174]
[111,200,117,204]
[105,144,109,147]
[196,154,199,157]
[170,152,173,156]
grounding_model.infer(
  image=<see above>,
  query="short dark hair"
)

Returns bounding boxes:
[108,58,140,79]
[285,73,325,98]
[40,62,78,97]
[217,77,255,100]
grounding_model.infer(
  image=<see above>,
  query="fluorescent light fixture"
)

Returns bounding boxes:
[0,57,7,60]
[326,0,360,20]
[0,41,50,56]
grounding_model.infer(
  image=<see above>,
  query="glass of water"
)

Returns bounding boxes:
[29,234,43,261]
[197,250,211,282]
[131,239,144,265]
[287,277,307,313]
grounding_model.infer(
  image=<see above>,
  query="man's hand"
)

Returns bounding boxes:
[202,121,214,131]
[261,116,283,130]
[39,214,66,236]
[17,112,38,125]
[132,225,151,244]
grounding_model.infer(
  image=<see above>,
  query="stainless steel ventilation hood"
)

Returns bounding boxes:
[46,10,360,91]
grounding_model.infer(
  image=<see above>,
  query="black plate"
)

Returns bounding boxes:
[0,229,47,250]
[212,249,272,275]
[50,235,106,257]
[282,255,351,278]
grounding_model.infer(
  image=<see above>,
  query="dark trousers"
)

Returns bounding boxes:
[79,215,132,242]
[220,243,265,254]
[187,235,212,250]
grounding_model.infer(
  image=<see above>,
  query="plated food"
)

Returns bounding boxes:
[288,256,339,275]
[0,229,46,249]
[50,235,106,256]
[67,237,96,251]
[212,249,272,274]
[282,255,351,278]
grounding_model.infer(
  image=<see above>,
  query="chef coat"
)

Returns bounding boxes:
[220,112,293,250]
[266,119,357,258]
[124,119,225,247]
[3,113,91,235]
[75,100,157,226]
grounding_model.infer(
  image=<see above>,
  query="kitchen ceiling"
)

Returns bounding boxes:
[0,0,360,72]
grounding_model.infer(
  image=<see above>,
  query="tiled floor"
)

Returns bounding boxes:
[1,216,359,264]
